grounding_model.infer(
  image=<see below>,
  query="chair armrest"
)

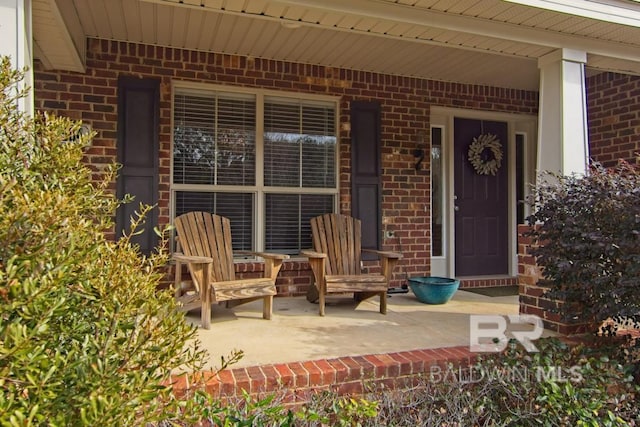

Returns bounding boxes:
[172,253,213,264]
[362,249,403,260]
[300,250,327,259]
[236,250,290,260]
[362,249,402,284]
[172,253,213,302]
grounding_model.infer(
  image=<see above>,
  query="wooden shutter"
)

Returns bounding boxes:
[350,101,382,258]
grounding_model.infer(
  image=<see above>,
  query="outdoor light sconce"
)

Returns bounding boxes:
[413,130,426,170]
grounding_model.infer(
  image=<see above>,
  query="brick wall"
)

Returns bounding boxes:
[34,38,538,295]
[518,224,592,335]
[587,72,640,167]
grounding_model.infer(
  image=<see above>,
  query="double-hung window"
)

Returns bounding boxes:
[172,85,338,255]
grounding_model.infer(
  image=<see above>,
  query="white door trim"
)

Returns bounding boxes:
[431,107,537,278]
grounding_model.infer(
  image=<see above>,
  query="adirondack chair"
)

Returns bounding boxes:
[173,211,289,329]
[301,213,402,316]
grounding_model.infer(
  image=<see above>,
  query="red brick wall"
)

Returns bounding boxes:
[34,38,538,295]
[518,224,593,335]
[587,72,640,167]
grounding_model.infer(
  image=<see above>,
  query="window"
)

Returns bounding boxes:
[172,86,338,255]
[431,126,444,257]
[515,133,526,225]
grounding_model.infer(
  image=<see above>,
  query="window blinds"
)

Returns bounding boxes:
[263,97,336,189]
[173,90,256,186]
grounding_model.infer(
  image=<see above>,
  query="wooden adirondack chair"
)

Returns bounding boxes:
[301,213,402,316]
[173,211,289,329]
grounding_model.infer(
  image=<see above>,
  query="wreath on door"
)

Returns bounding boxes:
[468,133,503,176]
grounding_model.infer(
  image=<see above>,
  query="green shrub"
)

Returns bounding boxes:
[525,162,640,324]
[0,57,207,425]
[297,394,378,427]
[186,390,296,427]
[172,389,376,427]
[361,338,639,426]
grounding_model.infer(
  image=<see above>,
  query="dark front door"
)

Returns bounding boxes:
[116,77,160,255]
[454,118,509,276]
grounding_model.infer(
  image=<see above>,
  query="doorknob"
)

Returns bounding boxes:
[454,205,459,211]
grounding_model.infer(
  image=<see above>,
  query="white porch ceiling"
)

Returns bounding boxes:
[33,0,640,91]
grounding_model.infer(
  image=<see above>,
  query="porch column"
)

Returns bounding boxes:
[0,0,33,114]
[522,49,591,333]
[536,48,589,177]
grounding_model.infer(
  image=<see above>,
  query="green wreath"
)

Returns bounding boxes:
[468,133,503,176]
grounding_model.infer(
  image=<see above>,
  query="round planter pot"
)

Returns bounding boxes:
[407,276,460,304]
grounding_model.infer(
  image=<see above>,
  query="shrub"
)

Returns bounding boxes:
[0,57,207,425]
[525,162,640,324]
[361,338,639,426]
[173,339,637,426]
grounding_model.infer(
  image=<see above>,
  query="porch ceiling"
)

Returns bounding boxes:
[33,0,640,91]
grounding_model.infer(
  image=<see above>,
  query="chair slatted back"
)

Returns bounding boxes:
[174,212,236,287]
[311,213,361,275]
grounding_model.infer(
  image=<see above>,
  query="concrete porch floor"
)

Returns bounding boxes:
[186,289,530,370]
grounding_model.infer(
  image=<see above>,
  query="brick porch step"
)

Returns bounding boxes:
[171,345,474,404]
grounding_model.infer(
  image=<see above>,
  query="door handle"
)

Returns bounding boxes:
[454,205,459,211]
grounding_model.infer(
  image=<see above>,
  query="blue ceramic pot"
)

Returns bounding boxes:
[408,277,460,304]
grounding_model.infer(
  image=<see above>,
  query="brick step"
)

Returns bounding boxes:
[171,346,474,404]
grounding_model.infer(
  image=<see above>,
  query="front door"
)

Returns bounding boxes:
[453,118,509,276]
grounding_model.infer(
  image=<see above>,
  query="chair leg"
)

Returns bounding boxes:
[201,264,212,329]
[201,298,211,329]
[319,291,326,316]
[379,291,387,314]
[263,295,273,320]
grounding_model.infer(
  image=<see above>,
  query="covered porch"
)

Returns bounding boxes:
[174,288,565,401]
[0,0,638,417]
[4,1,640,300]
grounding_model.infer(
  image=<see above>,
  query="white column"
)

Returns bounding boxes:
[536,48,589,176]
[0,0,33,114]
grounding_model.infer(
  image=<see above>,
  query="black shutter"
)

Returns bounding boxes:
[350,101,382,258]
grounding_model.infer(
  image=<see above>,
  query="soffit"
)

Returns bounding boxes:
[32,0,84,72]
[32,0,640,90]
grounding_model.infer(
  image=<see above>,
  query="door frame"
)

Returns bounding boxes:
[430,107,537,279]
